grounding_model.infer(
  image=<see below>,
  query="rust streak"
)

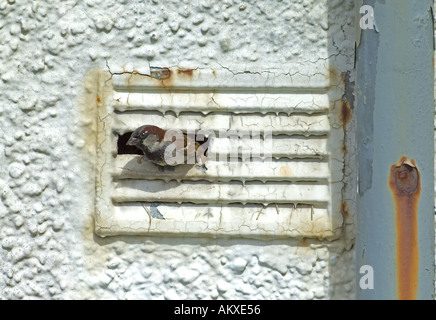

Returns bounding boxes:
[340,99,351,129]
[341,141,347,153]
[389,156,420,300]
[340,201,349,219]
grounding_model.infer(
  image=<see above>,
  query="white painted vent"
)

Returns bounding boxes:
[94,65,344,239]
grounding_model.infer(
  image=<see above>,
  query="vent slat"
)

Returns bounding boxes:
[113,155,330,182]
[113,92,329,114]
[113,112,330,136]
[112,180,330,205]
[110,67,331,91]
[107,203,340,239]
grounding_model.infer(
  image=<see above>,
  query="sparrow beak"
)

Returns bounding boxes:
[126,137,139,146]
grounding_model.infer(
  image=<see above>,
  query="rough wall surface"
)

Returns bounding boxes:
[0,0,355,299]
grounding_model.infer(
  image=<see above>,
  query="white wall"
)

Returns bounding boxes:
[0,0,355,299]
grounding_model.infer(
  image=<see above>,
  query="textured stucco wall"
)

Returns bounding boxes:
[0,0,355,299]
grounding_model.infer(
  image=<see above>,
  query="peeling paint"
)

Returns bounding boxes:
[389,156,420,300]
[150,67,171,80]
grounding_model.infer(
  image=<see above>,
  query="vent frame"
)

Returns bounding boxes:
[93,66,345,240]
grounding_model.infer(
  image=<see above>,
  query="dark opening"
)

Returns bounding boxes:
[117,132,143,155]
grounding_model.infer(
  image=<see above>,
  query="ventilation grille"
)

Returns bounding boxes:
[94,67,344,239]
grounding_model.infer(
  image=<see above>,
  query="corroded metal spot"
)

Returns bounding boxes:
[389,157,419,195]
[389,156,421,300]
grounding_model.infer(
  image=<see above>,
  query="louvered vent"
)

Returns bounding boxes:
[94,66,344,239]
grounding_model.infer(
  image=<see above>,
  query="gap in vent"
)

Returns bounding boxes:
[117,132,143,155]
[116,131,210,156]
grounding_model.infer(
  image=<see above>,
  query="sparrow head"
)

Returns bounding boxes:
[126,125,165,147]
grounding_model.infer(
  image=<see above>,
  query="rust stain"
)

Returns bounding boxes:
[121,68,174,89]
[140,67,196,88]
[328,66,340,84]
[300,237,308,245]
[340,201,350,219]
[341,141,347,153]
[339,71,353,133]
[389,156,420,300]
[177,68,194,77]
[96,96,102,103]
[340,99,351,128]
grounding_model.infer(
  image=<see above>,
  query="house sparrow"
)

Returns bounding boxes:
[126,125,207,169]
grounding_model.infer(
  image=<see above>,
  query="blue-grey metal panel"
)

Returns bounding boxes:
[356,0,435,299]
